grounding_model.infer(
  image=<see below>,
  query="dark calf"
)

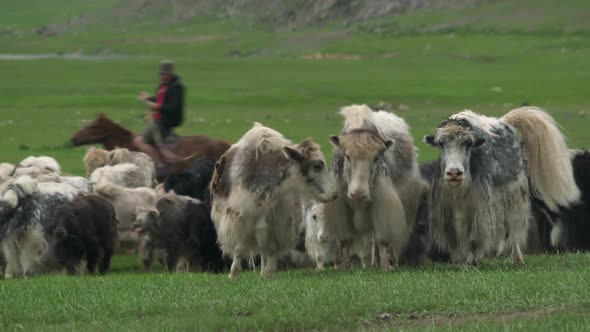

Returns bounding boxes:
[53,194,118,275]
[530,150,590,252]
[138,193,226,273]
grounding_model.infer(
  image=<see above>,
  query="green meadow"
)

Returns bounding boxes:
[1,1,590,330]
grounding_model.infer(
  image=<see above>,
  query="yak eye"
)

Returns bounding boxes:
[464,140,473,147]
[312,214,317,221]
[345,154,351,161]
[312,160,324,171]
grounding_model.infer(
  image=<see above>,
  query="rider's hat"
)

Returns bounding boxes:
[159,60,175,75]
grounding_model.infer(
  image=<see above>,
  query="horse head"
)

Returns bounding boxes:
[70,114,133,149]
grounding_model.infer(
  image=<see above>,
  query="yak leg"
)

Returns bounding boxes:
[315,254,325,271]
[378,242,393,271]
[334,239,351,270]
[259,255,266,273]
[512,242,524,265]
[260,254,277,278]
[371,178,406,271]
[229,254,242,279]
[19,230,48,277]
[139,237,155,272]
[359,237,372,269]
[99,252,112,274]
[371,239,379,267]
[3,240,22,278]
[86,244,100,274]
[508,200,528,266]
[466,240,484,267]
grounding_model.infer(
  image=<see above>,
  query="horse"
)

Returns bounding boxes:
[70,114,231,173]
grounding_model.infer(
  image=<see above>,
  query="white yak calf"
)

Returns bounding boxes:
[304,203,339,270]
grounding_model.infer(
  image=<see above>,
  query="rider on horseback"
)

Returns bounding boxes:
[135,60,184,170]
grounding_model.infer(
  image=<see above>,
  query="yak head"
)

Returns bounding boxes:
[330,129,393,201]
[283,139,338,204]
[424,118,485,189]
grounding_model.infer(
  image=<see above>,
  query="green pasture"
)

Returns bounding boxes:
[2,32,590,174]
[1,0,590,330]
[0,254,590,331]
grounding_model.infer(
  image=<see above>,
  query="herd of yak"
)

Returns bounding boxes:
[0,104,588,279]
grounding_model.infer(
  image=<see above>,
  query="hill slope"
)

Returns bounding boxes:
[0,0,589,57]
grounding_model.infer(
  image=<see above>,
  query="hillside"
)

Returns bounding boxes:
[1,0,589,57]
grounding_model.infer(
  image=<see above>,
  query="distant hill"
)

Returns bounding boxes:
[94,0,474,28]
[1,0,589,56]
[3,0,589,34]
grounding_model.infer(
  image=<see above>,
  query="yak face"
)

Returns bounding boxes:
[283,139,337,204]
[424,120,485,189]
[133,208,159,236]
[54,204,77,239]
[330,130,393,201]
[306,203,327,243]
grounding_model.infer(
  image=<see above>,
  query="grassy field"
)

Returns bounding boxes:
[1,1,590,330]
[2,34,590,174]
[1,254,590,330]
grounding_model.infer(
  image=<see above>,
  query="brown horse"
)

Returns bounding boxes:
[70,114,231,169]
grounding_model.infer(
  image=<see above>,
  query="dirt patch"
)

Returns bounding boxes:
[300,53,361,60]
[285,30,349,46]
[377,52,400,59]
[448,53,494,63]
[106,35,218,44]
[419,13,486,32]
[234,310,253,317]
[364,307,564,329]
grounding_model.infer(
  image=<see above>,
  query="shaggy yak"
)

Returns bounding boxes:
[423,107,579,265]
[13,156,61,178]
[93,183,158,246]
[83,147,110,176]
[529,149,590,252]
[36,174,91,193]
[89,163,152,189]
[0,176,85,277]
[324,105,426,270]
[84,147,155,179]
[137,192,226,272]
[210,123,337,278]
[0,163,14,178]
[108,148,156,186]
[53,194,118,275]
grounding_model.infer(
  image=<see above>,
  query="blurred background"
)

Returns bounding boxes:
[1,0,589,174]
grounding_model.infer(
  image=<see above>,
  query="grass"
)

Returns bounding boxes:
[1,1,590,330]
[1,34,589,174]
[1,254,590,330]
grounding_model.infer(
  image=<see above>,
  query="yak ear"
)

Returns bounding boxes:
[283,146,304,162]
[329,135,340,148]
[473,137,486,148]
[423,135,436,147]
[384,140,394,149]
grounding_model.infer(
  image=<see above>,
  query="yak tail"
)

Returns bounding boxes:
[502,107,579,212]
